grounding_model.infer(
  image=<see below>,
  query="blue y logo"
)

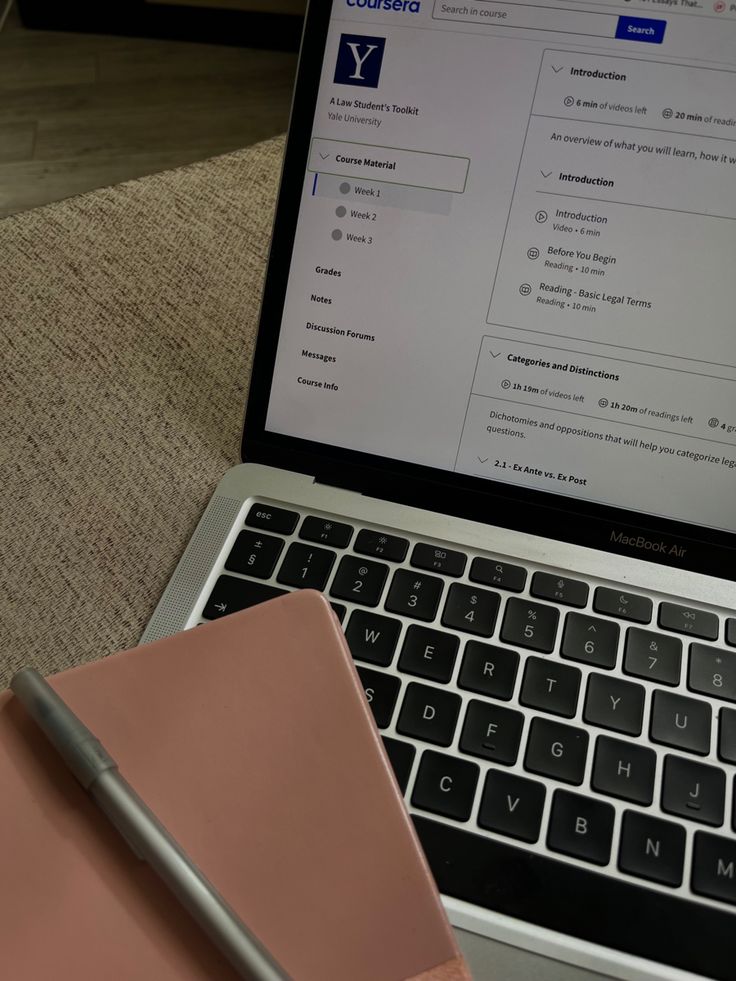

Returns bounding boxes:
[334,34,386,88]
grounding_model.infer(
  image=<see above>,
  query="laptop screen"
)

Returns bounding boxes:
[259,0,736,540]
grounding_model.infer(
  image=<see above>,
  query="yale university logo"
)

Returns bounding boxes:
[334,34,386,88]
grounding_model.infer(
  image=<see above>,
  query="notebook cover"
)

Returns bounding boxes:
[0,590,471,981]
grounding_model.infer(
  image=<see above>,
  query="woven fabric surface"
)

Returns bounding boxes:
[0,136,284,688]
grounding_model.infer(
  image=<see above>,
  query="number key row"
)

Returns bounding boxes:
[332,561,504,633]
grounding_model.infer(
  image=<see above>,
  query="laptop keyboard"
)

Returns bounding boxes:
[200,500,736,919]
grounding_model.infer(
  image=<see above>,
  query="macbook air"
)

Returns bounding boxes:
[143,2,736,977]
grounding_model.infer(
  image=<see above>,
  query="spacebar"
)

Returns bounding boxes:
[412,815,732,981]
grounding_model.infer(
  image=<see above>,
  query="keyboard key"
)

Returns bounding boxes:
[650,690,711,755]
[524,718,589,785]
[459,701,523,765]
[411,543,467,577]
[531,572,588,608]
[396,682,462,747]
[478,770,545,843]
[520,657,581,719]
[618,811,685,887]
[718,708,736,764]
[500,598,559,654]
[593,587,652,624]
[245,503,299,534]
[300,516,353,548]
[398,626,459,683]
[382,736,415,793]
[224,530,284,579]
[659,602,719,641]
[331,603,346,623]
[661,755,725,826]
[356,667,400,729]
[345,611,401,667]
[411,750,479,822]
[689,644,736,703]
[583,674,645,736]
[276,542,335,590]
[469,557,527,592]
[591,736,656,805]
[202,575,286,619]
[385,570,444,622]
[727,618,736,648]
[561,613,619,669]
[623,628,682,686]
[457,643,519,701]
[692,832,736,905]
[441,583,500,638]
[353,529,408,562]
[330,556,388,607]
[547,790,614,866]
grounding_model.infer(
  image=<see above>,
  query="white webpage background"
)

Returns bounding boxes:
[265,0,736,533]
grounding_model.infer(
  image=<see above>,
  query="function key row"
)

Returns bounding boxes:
[245,504,354,548]
[243,504,727,640]
[591,593,722,643]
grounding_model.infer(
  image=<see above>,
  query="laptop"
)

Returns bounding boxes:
[142,2,736,978]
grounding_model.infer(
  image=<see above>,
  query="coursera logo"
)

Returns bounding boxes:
[610,530,687,558]
[347,0,421,12]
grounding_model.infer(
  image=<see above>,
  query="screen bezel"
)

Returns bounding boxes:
[242,0,736,582]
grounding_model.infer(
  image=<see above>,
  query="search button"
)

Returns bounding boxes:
[615,15,666,43]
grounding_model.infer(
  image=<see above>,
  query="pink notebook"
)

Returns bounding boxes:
[1,590,471,981]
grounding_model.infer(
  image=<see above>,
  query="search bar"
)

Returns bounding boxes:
[433,0,618,37]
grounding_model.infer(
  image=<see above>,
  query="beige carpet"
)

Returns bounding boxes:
[0,136,284,688]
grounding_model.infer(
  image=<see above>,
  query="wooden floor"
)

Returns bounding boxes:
[0,2,297,217]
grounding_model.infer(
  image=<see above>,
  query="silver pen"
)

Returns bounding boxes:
[10,667,290,981]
